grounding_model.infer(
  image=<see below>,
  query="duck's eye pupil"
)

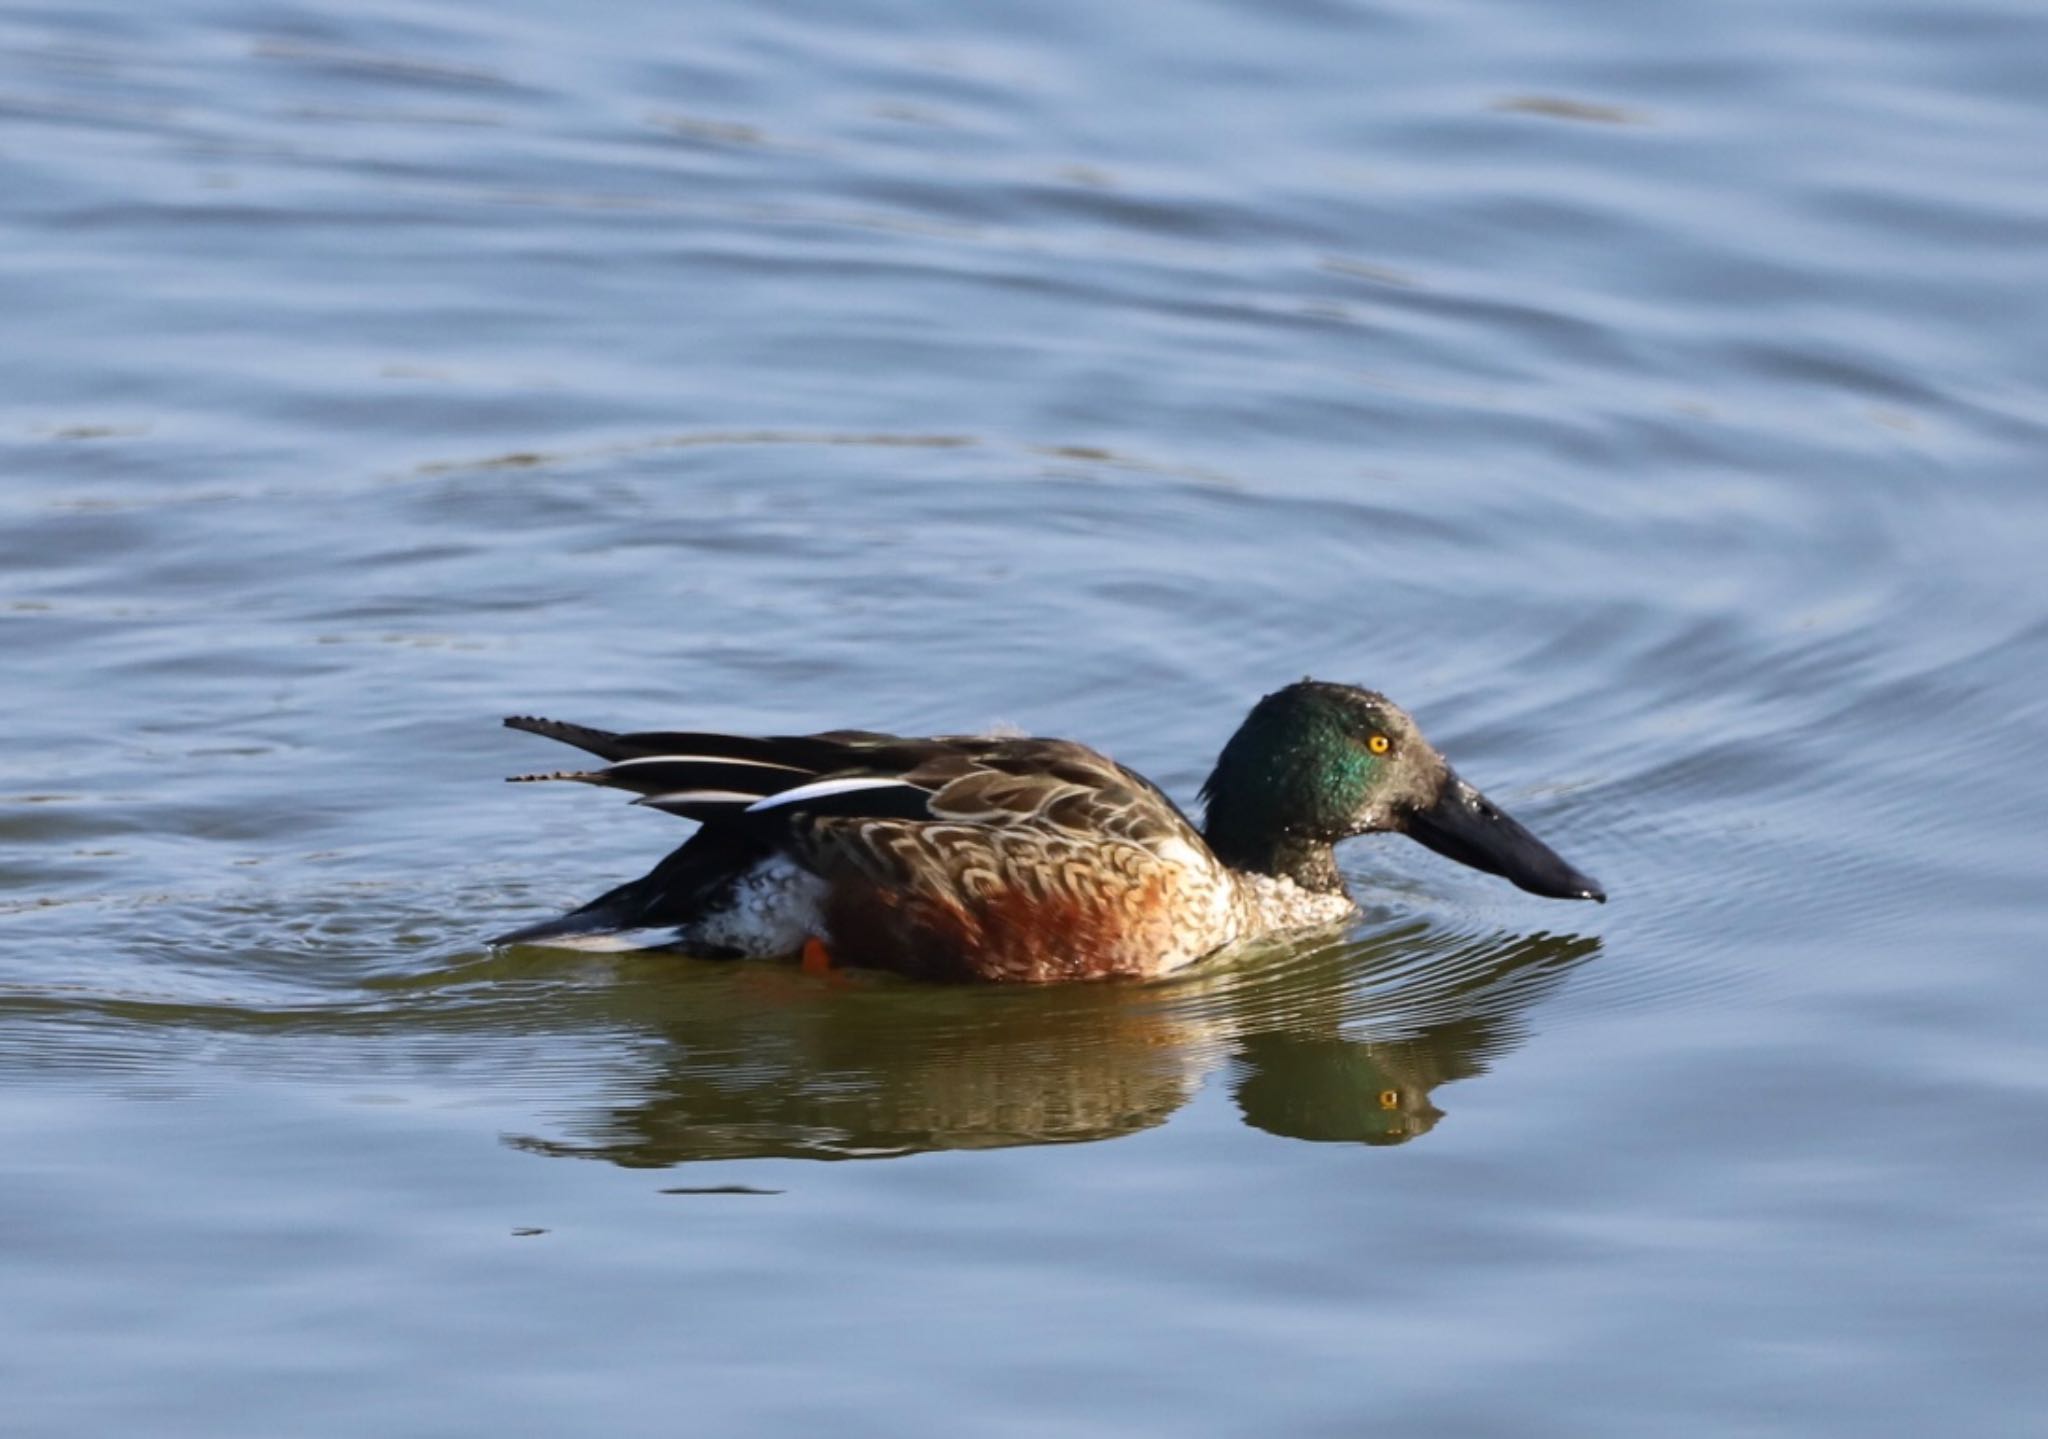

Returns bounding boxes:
[1368,735,1391,755]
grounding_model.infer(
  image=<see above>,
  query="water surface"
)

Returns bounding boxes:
[4,0,2047,1433]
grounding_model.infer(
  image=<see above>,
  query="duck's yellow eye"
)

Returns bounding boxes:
[1368,735,1391,755]
[1378,1089,1401,1110]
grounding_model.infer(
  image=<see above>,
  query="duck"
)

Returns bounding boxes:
[491,679,1604,982]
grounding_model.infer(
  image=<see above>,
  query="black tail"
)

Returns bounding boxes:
[494,714,929,950]
[490,826,771,950]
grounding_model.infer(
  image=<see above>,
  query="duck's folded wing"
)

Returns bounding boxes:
[919,741,1197,845]
[783,740,1209,890]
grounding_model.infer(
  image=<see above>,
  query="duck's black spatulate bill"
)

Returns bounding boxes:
[1404,772,1605,902]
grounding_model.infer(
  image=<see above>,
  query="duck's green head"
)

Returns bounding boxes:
[1200,680,1605,902]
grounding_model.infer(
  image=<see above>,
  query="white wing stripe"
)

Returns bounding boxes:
[634,789,763,807]
[607,754,810,772]
[744,777,923,812]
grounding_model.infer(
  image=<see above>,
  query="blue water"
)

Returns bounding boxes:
[4,0,2047,1433]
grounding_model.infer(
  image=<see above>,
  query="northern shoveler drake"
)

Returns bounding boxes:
[492,680,1604,982]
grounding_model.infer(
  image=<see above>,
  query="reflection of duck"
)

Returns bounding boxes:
[495,681,1603,981]
[1233,1031,1451,1145]
[1230,933,1586,1145]
[505,925,1599,1164]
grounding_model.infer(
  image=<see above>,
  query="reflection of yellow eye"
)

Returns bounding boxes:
[1378,1089,1400,1110]
[1368,735,1391,755]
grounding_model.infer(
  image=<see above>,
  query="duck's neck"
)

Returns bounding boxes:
[1199,697,1367,897]
[1202,821,1346,895]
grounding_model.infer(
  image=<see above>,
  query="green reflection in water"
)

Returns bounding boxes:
[496,922,1600,1164]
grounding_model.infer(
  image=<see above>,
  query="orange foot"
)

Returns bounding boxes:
[800,936,834,976]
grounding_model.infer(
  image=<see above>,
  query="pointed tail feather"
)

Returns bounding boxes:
[503,756,818,820]
[504,715,630,760]
[506,715,876,771]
